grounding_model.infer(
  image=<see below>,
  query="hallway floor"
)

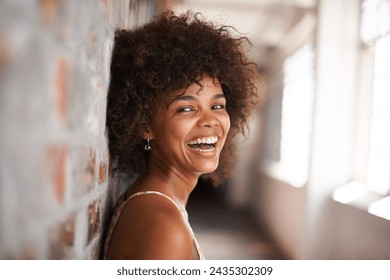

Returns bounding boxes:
[187,182,285,260]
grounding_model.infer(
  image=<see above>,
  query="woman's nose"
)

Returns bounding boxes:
[198,110,218,128]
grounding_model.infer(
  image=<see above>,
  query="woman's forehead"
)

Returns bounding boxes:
[170,76,222,97]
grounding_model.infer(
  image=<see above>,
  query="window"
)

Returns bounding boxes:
[360,0,390,44]
[361,0,390,197]
[366,35,390,197]
[279,44,315,187]
[333,0,390,220]
[262,43,316,187]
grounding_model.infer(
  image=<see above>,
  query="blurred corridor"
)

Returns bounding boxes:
[1,0,390,259]
[187,180,284,260]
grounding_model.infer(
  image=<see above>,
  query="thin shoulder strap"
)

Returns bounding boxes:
[126,191,187,218]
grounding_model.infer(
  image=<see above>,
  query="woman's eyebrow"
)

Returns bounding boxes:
[213,93,225,100]
[170,95,196,103]
[168,93,225,106]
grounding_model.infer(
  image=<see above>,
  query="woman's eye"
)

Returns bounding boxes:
[212,104,225,110]
[177,107,194,113]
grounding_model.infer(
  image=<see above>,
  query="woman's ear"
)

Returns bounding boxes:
[142,127,154,140]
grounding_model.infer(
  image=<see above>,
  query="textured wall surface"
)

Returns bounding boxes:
[0,0,149,259]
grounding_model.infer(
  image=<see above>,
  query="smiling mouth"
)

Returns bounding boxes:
[186,136,218,152]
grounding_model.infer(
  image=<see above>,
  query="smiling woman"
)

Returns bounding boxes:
[104,10,259,260]
[149,76,230,177]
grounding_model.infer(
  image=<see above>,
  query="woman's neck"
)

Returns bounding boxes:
[132,159,199,207]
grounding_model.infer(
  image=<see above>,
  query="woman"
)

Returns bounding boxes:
[104,10,258,260]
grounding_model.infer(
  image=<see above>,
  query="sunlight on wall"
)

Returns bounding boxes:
[369,196,390,220]
[332,181,366,204]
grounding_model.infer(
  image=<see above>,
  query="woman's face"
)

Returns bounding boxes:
[147,76,230,177]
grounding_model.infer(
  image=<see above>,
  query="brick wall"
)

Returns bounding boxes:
[0,0,157,259]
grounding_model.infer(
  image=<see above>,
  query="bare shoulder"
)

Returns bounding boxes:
[106,193,198,260]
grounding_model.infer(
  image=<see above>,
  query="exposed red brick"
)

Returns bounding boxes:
[89,243,100,260]
[100,0,109,19]
[0,36,12,68]
[55,145,67,204]
[6,245,37,260]
[49,214,76,259]
[44,144,68,204]
[41,0,57,24]
[98,161,107,184]
[84,149,96,190]
[89,33,97,45]
[96,82,103,93]
[87,199,101,243]
[54,56,69,121]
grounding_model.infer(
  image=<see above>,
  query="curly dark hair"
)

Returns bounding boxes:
[106,10,258,186]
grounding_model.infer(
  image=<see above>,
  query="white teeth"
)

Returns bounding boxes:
[187,136,218,145]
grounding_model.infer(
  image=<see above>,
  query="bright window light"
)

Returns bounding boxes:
[332,181,366,204]
[366,34,390,196]
[279,44,315,187]
[361,0,390,44]
[368,196,390,220]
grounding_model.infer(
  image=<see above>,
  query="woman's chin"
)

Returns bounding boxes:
[194,161,219,175]
[186,147,222,171]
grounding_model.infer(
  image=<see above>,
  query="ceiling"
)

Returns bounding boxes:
[171,0,317,65]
